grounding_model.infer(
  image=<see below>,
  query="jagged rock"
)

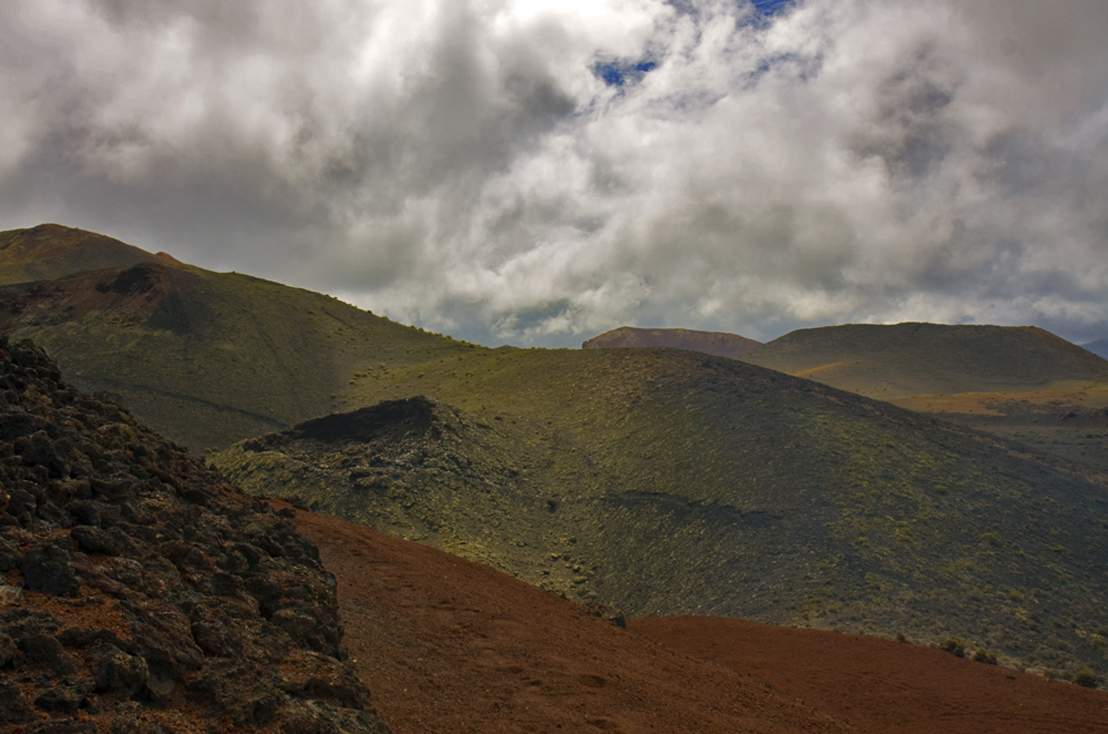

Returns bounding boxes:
[0,632,15,666]
[0,678,33,724]
[70,525,127,555]
[20,633,79,676]
[34,680,92,714]
[92,644,149,698]
[0,536,21,571]
[0,337,391,733]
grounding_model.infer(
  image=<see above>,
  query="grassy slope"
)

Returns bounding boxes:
[217,345,1108,682]
[0,223,161,285]
[0,226,467,450]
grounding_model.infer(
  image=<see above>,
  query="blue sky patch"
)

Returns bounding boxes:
[593,59,658,88]
[751,0,793,15]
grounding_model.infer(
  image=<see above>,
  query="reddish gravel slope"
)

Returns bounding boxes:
[282,501,1108,734]
[632,617,1108,734]
[280,501,851,734]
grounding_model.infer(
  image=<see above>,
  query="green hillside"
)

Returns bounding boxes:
[0,223,161,285]
[217,345,1108,683]
[0,225,467,450]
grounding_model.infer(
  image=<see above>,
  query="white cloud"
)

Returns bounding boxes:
[1,0,1106,345]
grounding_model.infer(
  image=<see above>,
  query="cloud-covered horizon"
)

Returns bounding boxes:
[2,0,1106,346]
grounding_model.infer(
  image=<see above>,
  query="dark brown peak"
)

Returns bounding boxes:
[582,326,762,359]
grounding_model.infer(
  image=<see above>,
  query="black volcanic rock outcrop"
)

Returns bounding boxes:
[0,336,389,732]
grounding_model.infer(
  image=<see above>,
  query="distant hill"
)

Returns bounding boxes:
[0,224,468,450]
[583,325,761,358]
[218,345,1108,681]
[742,323,1108,472]
[1083,339,1108,360]
[743,322,1108,398]
[0,223,162,285]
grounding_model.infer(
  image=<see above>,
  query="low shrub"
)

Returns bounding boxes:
[940,637,966,657]
[1072,669,1098,688]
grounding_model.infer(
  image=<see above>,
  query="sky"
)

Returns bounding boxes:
[1,0,1106,347]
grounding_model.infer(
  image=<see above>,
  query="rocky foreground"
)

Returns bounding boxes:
[0,336,389,733]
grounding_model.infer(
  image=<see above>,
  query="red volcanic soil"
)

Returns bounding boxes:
[279,501,851,734]
[280,502,1108,734]
[632,618,1108,734]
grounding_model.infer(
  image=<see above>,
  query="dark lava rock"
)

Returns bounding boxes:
[0,536,21,571]
[0,677,33,724]
[34,680,92,714]
[19,633,78,676]
[0,337,390,733]
[26,720,98,734]
[21,540,80,596]
[70,525,127,555]
[92,644,149,698]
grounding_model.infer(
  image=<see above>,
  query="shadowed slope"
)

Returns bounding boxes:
[583,325,762,358]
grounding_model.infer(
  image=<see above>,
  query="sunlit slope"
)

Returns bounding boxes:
[0,227,467,450]
[744,323,1108,471]
[744,323,1108,399]
[0,223,161,285]
[217,346,1108,681]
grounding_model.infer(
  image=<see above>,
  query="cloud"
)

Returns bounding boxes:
[1,0,1106,345]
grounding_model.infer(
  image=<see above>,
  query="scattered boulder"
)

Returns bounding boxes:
[21,540,80,596]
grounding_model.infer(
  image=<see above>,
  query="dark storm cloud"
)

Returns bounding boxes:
[0,0,1106,346]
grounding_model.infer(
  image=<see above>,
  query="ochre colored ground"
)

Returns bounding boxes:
[892,380,1108,415]
[282,502,1108,734]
